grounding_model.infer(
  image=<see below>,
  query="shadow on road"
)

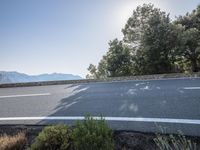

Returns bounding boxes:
[39,80,200,125]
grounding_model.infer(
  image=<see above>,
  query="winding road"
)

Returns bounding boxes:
[0,78,200,136]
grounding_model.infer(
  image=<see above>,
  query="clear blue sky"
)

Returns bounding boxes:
[0,0,199,78]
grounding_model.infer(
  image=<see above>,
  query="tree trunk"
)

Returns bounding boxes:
[191,58,198,72]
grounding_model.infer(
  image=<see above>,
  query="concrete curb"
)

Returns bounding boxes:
[0,72,199,88]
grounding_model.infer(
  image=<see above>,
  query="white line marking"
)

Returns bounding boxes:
[0,93,51,98]
[183,87,200,90]
[0,116,200,125]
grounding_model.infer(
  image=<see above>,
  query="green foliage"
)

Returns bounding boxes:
[105,39,133,77]
[154,132,197,150]
[130,4,175,74]
[87,39,133,78]
[122,4,156,44]
[86,4,200,78]
[174,6,200,72]
[86,64,98,79]
[174,26,200,72]
[97,55,109,78]
[72,116,114,150]
[30,125,72,150]
[122,3,181,74]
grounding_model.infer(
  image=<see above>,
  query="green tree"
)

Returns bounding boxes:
[175,5,200,72]
[86,4,200,78]
[122,4,156,44]
[175,27,200,72]
[105,39,133,77]
[86,64,98,79]
[176,5,200,31]
[86,39,133,78]
[97,55,109,78]
[122,4,175,74]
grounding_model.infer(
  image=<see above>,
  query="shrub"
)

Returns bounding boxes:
[30,125,72,150]
[154,132,197,150]
[0,132,27,150]
[72,116,114,150]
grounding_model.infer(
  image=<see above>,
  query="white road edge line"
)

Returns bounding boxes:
[0,117,200,125]
[183,87,200,90]
[0,93,51,98]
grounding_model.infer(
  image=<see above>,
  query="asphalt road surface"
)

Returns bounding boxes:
[0,78,200,136]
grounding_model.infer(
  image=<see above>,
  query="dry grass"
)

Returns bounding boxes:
[0,132,27,150]
[154,133,197,150]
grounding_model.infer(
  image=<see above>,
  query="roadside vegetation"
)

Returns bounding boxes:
[72,116,114,150]
[30,116,114,150]
[0,117,198,150]
[86,4,200,79]
[0,132,27,150]
[154,132,197,150]
[30,125,72,150]
[29,116,198,150]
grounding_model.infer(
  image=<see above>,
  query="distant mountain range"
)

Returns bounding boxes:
[0,71,82,84]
